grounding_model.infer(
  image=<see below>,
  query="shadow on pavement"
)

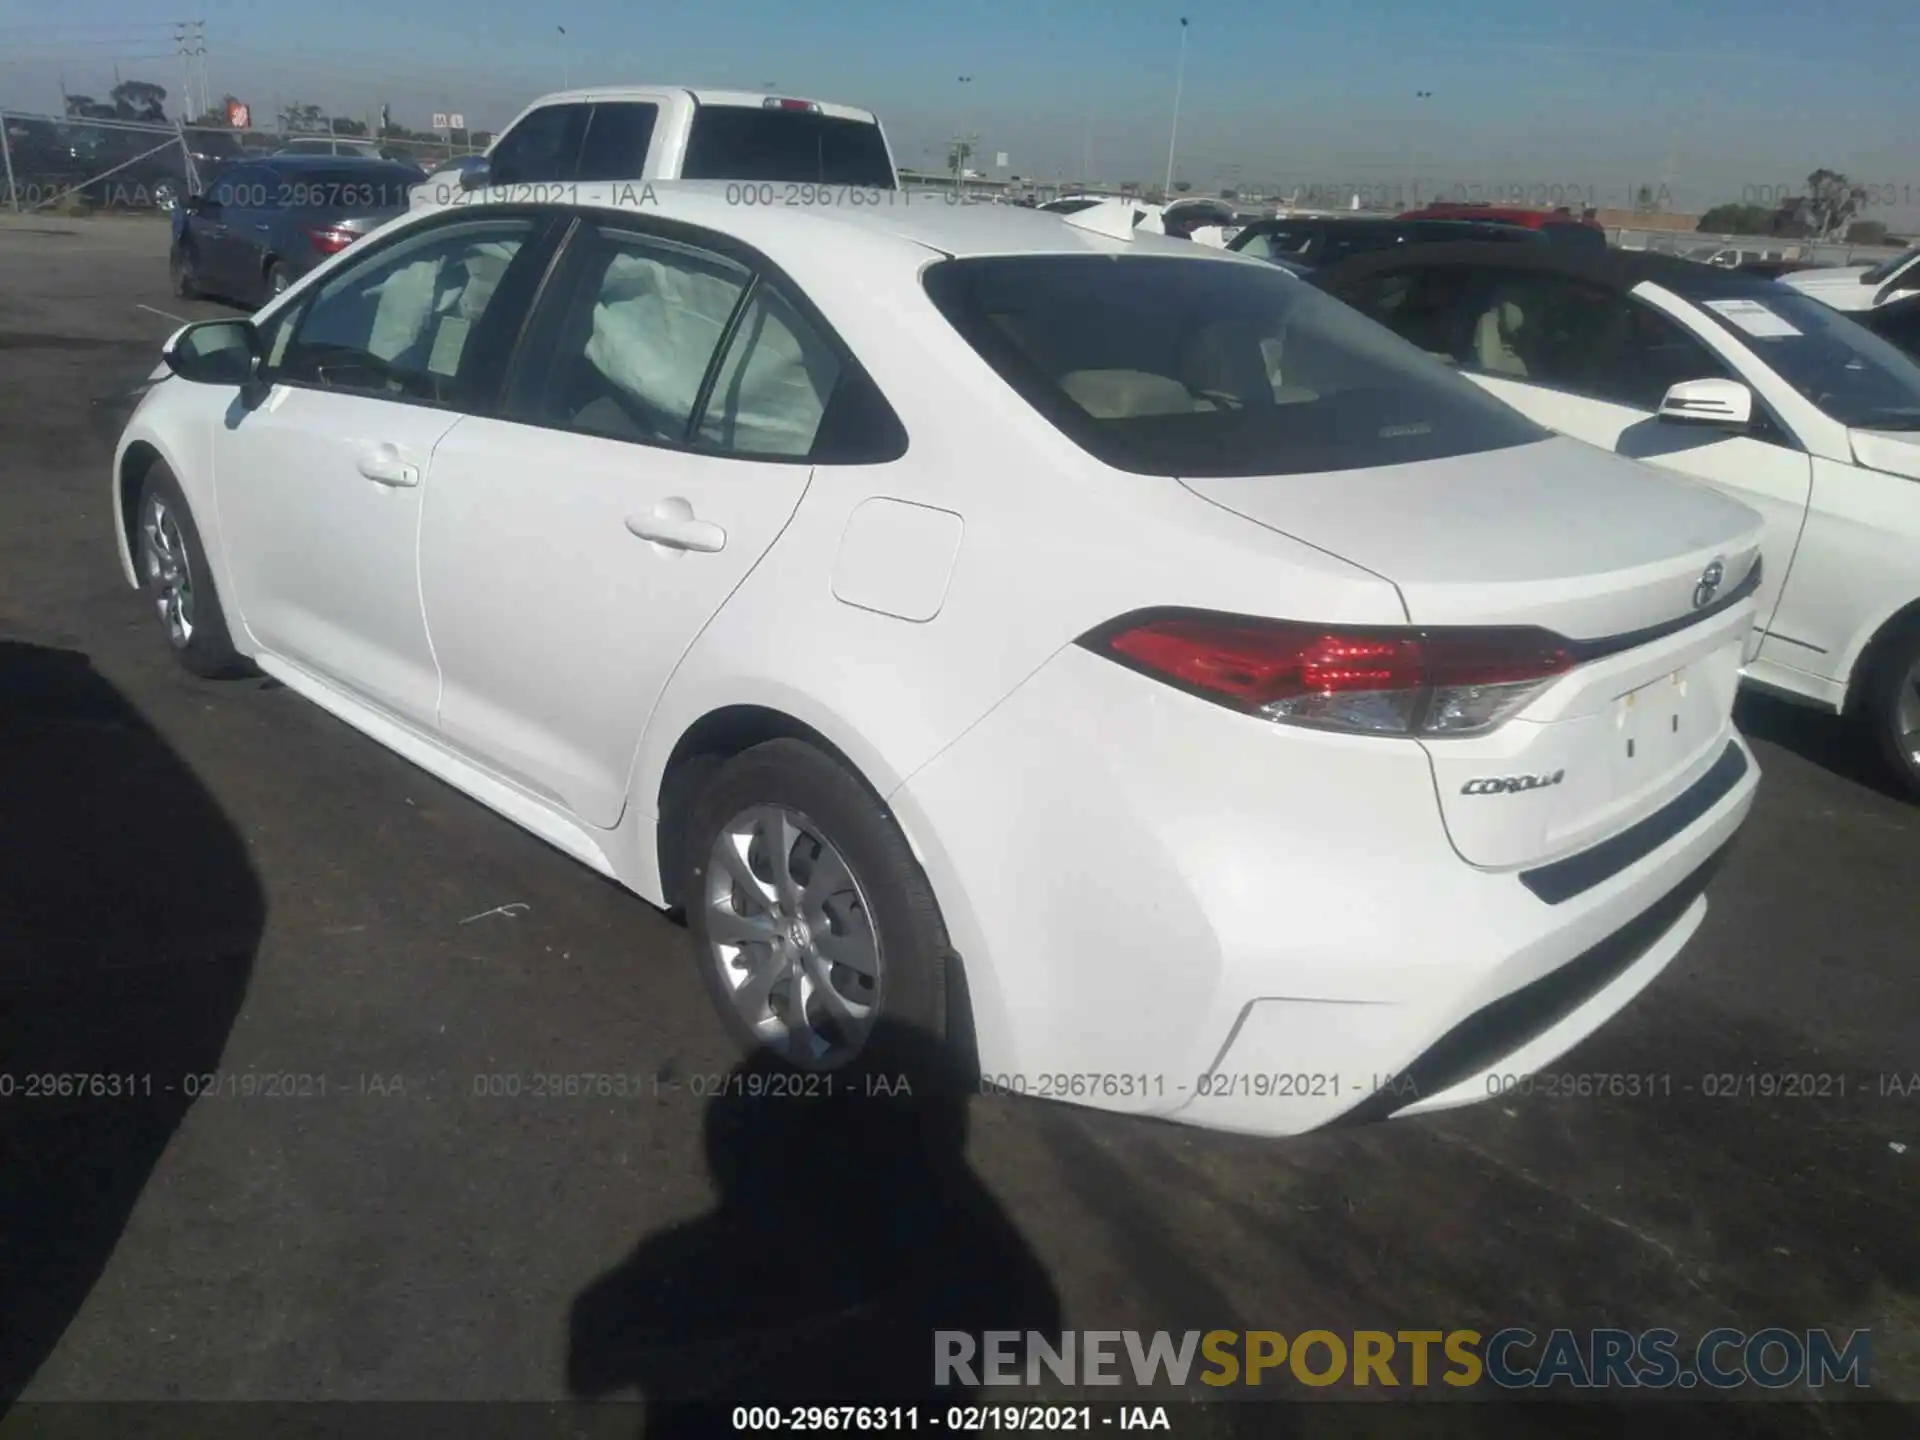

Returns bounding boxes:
[0,639,262,1405]
[567,1020,1062,1436]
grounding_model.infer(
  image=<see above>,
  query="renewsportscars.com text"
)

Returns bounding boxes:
[934,1327,1871,1390]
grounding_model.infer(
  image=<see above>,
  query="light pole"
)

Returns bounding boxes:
[956,77,975,198]
[1407,90,1432,208]
[1163,18,1189,201]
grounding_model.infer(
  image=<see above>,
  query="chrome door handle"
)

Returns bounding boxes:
[625,498,725,552]
[357,449,419,487]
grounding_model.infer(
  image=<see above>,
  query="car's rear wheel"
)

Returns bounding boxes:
[266,261,289,299]
[682,739,951,1071]
[135,465,244,679]
[170,242,199,299]
[1868,625,1920,800]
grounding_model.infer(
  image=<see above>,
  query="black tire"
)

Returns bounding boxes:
[132,464,246,679]
[1865,623,1920,800]
[265,261,289,302]
[681,738,954,1072]
[170,241,199,299]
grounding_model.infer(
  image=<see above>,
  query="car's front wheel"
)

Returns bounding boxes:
[1868,625,1920,800]
[682,739,954,1071]
[134,464,245,678]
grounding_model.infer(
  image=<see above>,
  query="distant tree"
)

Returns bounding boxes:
[278,102,328,134]
[1634,184,1657,211]
[1801,168,1866,240]
[110,80,168,123]
[63,94,118,120]
[1172,179,1191,193]
[1219,188,1238,201]
[1698,202,1775,235]
[327,116,369,137]
[1847,219,1889,245]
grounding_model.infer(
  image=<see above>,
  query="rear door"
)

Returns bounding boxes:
[417,217,834,825]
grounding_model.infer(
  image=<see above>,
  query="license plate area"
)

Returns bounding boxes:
[1605,664,1712,791]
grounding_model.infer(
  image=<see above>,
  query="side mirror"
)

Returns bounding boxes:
[161,319,260,388]
[1657,377,1753,430]
[458,158,491,191]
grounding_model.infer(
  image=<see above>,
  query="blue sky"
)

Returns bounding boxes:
[4,0,1917,217]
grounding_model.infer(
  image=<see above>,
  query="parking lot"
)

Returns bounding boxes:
[0,214,1915,1427]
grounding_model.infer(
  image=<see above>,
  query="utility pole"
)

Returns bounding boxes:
[172,20,206,121]
[1163,17,1188,201]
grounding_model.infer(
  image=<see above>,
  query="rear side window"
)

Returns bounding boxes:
[681,107,896,188]
[489,103,590,184]
[576,103,659,182]
[923,255,1547,478]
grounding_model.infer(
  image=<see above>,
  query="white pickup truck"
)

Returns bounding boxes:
[412,87,899,209]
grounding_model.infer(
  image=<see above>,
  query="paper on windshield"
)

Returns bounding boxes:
[1703,297,1802,338]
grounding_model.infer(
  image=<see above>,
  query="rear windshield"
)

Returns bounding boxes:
[922,255,1548,477]
[681,107,896,188]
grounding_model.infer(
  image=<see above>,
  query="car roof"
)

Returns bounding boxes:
[253,154,421,175]
[1309,239,1787,299]
[517,86,878,123]
[418,180,1249,263]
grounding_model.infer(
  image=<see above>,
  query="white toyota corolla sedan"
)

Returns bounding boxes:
[113,183,1764,1135]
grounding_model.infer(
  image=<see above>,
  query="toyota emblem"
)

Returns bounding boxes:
[1692,559,1726,610]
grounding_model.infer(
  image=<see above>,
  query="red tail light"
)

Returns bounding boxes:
[307,224,358,255]
[1085,611,1574,737]
[763,96,822,112]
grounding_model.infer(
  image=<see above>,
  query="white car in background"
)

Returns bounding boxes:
[1039,194,1167,234]
[1318,242,1920,795]
[411,86,899,209]
[1778,245,1920,312]
[111,185,1760,1135]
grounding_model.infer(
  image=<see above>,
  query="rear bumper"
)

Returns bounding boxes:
[891,645,1758,1139]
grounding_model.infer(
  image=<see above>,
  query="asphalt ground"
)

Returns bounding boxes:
[0,214,1914,1436]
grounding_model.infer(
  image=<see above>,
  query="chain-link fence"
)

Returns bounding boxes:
[1,107,483,215]
[1608,227,1908,268]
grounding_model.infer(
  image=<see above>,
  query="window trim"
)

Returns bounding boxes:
[491,205,907,465]
[264,207,566,417]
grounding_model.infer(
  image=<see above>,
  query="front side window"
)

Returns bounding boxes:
[489,104,590,185]
[1689,286,1920,430]
[507,226,750,444]
[681,107,895,188]
[279,216,537,405]
[923,254,1547,477]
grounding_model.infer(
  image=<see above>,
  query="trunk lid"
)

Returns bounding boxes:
[1181,435,1765,870]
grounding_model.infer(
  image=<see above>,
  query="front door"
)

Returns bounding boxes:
[213,211,547,728]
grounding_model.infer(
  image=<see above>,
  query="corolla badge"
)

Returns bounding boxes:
[1692,559,1726,610]
[1460,771,1566,796]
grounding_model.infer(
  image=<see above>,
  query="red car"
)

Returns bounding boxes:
[1397,203,1607,250]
